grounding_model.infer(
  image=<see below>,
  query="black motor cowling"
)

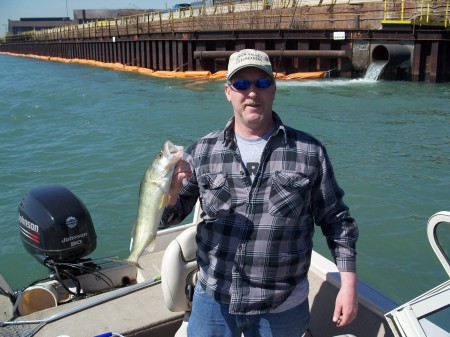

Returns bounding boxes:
[18,184,97,265]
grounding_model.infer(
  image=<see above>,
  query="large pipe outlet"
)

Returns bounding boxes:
[372,44,411,67]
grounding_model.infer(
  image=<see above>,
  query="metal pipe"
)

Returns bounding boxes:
[372,44,411,67]
[193,50,347,59]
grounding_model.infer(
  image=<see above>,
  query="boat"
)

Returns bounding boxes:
[0,185,449,337]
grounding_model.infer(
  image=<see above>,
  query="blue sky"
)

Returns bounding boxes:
[0,0,178,36]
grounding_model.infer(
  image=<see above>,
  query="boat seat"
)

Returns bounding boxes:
[161,225,198,337]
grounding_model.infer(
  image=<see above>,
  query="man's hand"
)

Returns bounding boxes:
[333,271,358,327]
[167,160,192,206]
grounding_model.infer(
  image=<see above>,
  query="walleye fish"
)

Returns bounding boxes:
[126,140,184,268]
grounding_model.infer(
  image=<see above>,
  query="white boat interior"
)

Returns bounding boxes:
[1,208,449,337]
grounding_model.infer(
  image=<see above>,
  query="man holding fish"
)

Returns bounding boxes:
[161,49,359,337]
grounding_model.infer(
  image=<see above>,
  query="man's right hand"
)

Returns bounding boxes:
[167,159,192,206]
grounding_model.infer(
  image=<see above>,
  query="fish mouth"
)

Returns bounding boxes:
[164,141,184,161]
[169,146,182,155]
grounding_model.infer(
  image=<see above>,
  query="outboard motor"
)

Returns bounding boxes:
[14,185,134,316]
[18,184,97,265]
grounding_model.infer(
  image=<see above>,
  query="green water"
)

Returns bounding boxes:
[0,54,449,306]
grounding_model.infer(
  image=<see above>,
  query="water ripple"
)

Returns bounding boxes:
[1,55,449,303]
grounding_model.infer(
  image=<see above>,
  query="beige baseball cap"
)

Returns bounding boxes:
[227,49,274,80]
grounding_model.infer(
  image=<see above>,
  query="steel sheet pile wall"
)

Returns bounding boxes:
[1,0,449,82]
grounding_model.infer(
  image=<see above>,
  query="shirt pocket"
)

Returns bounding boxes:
[199,172,232,218]
[269,171,310,218]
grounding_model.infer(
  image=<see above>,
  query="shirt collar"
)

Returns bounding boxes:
[223,112,287,144]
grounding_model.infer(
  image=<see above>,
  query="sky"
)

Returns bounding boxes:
[0,0,179,36]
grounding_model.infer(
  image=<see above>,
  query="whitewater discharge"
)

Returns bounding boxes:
[364,61,388,81]
[278,60,388,89]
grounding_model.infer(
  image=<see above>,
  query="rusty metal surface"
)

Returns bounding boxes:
[1,1,449,82]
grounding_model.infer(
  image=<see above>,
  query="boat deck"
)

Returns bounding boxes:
[1,224,397,337]
[1,251,183,337]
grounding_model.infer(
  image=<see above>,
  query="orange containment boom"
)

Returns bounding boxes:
[1,52,328,81]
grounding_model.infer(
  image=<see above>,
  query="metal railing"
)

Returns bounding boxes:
[383,0,449,27]
[3,0,449,44]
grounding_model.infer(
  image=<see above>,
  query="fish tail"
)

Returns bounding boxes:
[124,259,143,270]
[146,238,156,253]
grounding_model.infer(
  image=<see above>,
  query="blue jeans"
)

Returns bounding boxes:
[187,282,310,337]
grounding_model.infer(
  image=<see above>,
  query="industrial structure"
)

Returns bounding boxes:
[1,0,449,82]
[7,17,73,35]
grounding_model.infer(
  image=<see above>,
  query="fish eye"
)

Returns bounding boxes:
[157,151,163,158]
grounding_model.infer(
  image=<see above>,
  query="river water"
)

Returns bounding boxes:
[0,54,449,307]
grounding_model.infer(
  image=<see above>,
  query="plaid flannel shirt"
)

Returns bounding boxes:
[161,112,358,315]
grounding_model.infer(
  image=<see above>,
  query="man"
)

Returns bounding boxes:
[161,49,358,337]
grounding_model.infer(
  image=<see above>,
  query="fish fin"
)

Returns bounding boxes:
[129,223,136,252]
[129,237,134,252]
[159,193,167,209]
[148,178,165,186]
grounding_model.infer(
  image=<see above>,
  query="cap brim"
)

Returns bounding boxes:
[227,65,274,80]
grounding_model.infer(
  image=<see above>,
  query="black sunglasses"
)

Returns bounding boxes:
[228,78,273,91]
